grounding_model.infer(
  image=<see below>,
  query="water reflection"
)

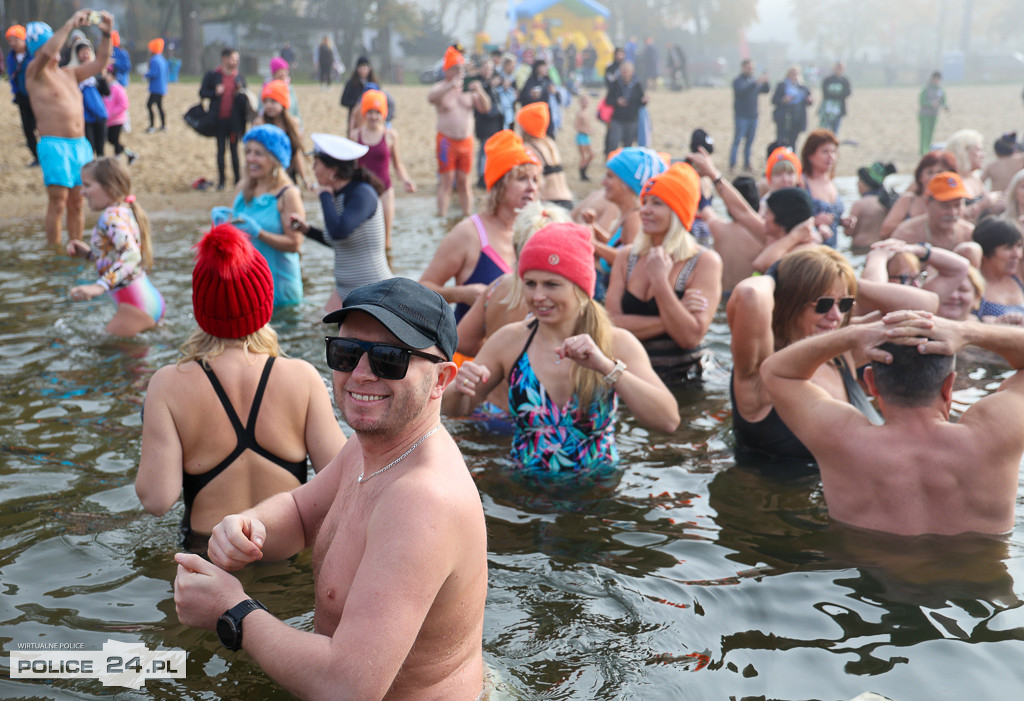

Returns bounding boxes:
[1,186,1023,699]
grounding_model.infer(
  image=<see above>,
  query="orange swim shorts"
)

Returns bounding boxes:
[436,133,474,174]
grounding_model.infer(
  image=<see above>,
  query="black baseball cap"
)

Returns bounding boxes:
[322,278,458,360]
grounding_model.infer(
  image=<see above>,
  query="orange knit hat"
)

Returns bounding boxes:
[516,102,550,139]
[360,89,388,119]
[484,130,540,190]
[261,79,291,110]
[148,37,164,54]
[766,146,802,181]
[6,24,26,41]
[443,45,464,71]
[639,162,702,230]
[110,30,120,47]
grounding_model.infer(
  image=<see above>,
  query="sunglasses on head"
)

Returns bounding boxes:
[324,337,446,380]
[810,296,855,314]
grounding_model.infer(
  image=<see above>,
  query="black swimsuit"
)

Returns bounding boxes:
[620,249,705,384]
[180,357,309,548]
[730,356,881,465]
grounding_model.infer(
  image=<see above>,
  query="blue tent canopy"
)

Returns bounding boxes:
[513,0,610,20]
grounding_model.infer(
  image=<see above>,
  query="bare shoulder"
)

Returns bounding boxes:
[147,362,198,393]
[271,355,326,386]
[610,326,647,359]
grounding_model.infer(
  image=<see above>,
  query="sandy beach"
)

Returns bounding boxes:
[2,80,1022,220]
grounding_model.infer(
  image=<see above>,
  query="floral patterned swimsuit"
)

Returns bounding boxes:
[508,320,619,480]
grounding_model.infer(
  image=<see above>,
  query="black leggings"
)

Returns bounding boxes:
[85,119,106,156]
[215,120,241,186]
[107,124,125,155]
[15,93,37,159]
[147,93,165,128]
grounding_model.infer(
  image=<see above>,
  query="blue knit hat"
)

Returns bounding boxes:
[242,124,292,168]
[606,147,668,195]
[25,21,53,57]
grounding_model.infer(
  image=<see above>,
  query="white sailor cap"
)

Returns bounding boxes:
[310,133,368,161]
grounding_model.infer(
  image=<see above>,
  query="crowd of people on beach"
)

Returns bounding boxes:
[9,10,1024,698]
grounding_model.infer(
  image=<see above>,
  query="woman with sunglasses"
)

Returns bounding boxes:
[442,223,679,484]
[859,238,969,315]
[727,246,881,464]
[605,162,722,386]
[136,224,345,551]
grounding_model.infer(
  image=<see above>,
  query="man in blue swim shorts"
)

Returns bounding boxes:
[25,10,111,247]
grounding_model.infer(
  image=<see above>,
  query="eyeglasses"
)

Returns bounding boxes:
[889,273,923,287]
[324,337,446,379]
[810,296,855,314]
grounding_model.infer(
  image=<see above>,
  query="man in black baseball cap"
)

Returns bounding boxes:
[322,276,457,360]
[174,276,489,699]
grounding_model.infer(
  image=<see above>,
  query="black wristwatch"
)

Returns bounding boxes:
[216,598,267,651]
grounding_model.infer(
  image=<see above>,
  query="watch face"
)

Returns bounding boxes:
[217,615,240,650]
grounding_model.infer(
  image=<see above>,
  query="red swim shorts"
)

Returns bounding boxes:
[436,133,473,174]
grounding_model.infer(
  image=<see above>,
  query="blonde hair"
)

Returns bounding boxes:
[570,287,614,413]
[81,158,153,271]
[773,247,857,349]
[887,251,921,277]
[486,163,537,215]
[177,325,281,367]
[945,129,984,175]
[241,141,294,202]
[631,208,698,262]
[503,201,572,307]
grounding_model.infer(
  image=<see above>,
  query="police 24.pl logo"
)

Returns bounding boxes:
[10,639,185,689]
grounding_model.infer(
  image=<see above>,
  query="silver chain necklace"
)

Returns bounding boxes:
[357,425,441,484]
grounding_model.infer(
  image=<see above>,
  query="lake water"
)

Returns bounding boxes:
[2,182,1024,700]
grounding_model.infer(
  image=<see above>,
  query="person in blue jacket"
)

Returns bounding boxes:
[145,37,168,132]
[74,39,108,156]
[5,24,38,165]
[110,30,131,87]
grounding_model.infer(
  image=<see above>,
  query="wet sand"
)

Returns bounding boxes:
[1,81,1021,219]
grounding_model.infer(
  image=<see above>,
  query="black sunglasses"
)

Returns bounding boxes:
[810,296,855,314]
[324,337,446,380]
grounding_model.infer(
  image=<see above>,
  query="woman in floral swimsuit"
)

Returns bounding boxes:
[442,222,679,484]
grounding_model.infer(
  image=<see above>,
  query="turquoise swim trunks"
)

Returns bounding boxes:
[575,132,591,146]
[38,136,94,188]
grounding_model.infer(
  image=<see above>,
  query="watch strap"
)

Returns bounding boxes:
[602,358,627,386]
[219,598,267,651]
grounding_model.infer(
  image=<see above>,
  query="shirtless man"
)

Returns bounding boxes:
[174,278,488,699]
[980,132,1024,194]
[24,11,111,247]
[891,171,974,250]
[428,45,491,217]
[761,310,1024,536]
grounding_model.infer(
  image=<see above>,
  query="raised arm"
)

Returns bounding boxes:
[589,328,680,433]
[688,148,765,240]
[73,12,112,82]
[442,323,515,416]
[27,11,89,80]
[751,219,820,272]
[726,275,776,418]
[760,322,889,455]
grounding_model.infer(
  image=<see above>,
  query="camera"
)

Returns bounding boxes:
[87,10,103,25]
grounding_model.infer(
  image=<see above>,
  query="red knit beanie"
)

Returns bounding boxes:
[518,222,596,297]
[192,224,274,338]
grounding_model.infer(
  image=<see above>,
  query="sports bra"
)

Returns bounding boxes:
[453,214,512,323]
[180,357,308,545]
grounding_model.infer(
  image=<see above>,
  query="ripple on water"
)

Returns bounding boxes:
[3,196,1024,698]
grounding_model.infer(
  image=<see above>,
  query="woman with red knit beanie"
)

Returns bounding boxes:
[442,222,678,485]
[135,223,345,550]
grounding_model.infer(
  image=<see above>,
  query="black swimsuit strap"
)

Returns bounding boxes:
[513,318,541,370]
[244,356,275,434]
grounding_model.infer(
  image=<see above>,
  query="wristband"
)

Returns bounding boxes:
[918,242,932,263]
[712,174,723,186]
